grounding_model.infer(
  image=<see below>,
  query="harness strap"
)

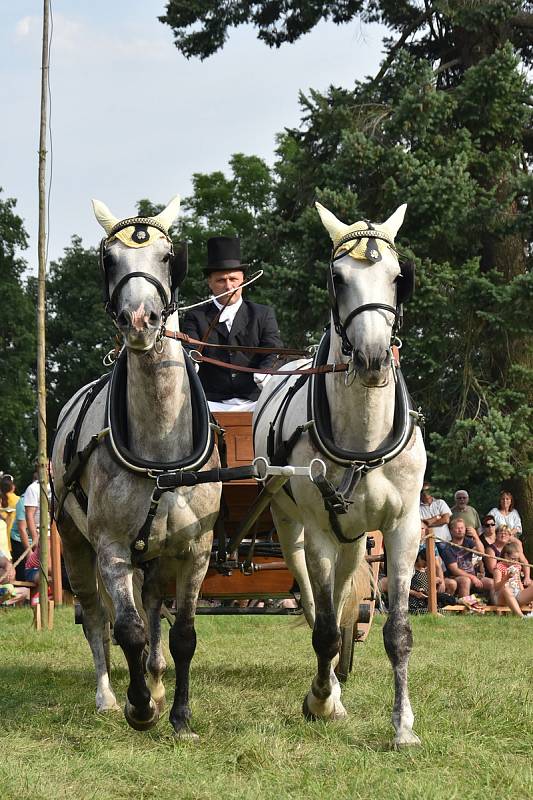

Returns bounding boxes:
[190,351,347,376]
[165,329,312,358]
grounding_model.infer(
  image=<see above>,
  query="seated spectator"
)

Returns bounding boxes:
[479,515,497,576]
[450,489,481,535]
[419,482,451,543]
[0,549,29,605]
[439,518,494,600]
[419,524,457,596]
[493,541,533,618]
[484,525,530,586]
[408,549,458,614]
[488,491,522,540]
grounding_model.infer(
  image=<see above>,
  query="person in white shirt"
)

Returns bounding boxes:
[419,482,451,543]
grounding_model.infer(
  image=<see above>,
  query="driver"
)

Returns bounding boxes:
[181,236,283,411]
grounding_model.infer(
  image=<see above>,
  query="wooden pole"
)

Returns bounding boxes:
[37,0,51,630]
[425,531,438,615]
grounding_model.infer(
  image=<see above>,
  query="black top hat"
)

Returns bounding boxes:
[203,236,249,275]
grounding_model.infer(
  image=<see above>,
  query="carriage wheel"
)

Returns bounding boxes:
[335,532,383,682]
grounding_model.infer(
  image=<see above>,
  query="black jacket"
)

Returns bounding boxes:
[181,300,283,401]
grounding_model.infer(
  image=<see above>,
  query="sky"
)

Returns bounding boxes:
[1,2,386,271]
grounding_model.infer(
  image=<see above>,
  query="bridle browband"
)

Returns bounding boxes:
[328,227,402,357]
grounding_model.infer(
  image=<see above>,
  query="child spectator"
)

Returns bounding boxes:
[493,541,533,618]
[485,525,530,587]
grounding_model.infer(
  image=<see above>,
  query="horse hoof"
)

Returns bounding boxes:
[124,697,159,731]
[172,724,200,742]
[392,731,421,749]
[302,695,318,721]
[97,701,120,713]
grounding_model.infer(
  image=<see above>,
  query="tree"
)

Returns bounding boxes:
[46,236,115,431]
[161,2,533,550]
[0,191,37,486]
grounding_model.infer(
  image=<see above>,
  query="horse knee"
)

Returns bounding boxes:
[113,609,146,654]
[169,617,196,663]
[383,611,413,666]
[312,613,341,661]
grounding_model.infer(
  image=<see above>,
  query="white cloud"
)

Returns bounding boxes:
[15,16,34,39]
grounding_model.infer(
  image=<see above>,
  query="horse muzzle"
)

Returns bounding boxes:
[116,304,162,350]
[353,347,391,386]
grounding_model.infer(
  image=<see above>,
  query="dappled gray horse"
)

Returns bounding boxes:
[254,201,426,747]
[51,196,221,738]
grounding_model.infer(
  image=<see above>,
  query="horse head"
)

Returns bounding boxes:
[92,195,185,351]
[316,201,408,385]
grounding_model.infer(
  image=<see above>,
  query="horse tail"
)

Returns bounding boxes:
[340,557,374,627]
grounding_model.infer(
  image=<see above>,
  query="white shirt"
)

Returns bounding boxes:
[212,296,243,331]
[488,507,522,535]
[420,498,451,542]
[24,480,40,528]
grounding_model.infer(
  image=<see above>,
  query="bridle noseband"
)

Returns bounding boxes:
[328,227,404,357]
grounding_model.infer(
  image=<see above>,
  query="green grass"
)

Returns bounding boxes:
[2,607,532,800]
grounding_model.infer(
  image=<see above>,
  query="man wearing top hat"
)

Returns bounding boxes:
[181,236,283,411]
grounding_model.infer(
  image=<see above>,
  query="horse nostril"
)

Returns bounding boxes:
[148,310,160,326]
[116,310,130,329]
[353,349,368,371]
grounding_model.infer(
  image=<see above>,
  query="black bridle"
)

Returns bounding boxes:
[327,227,405,357]
[99,217,188,327]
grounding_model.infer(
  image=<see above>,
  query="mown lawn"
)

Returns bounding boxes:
[1,607,532,800]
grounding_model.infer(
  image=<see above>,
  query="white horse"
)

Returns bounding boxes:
[51,196,221,738]
[253,201,426,747]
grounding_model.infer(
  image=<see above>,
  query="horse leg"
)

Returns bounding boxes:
[97,542,158,731]
[301,532,346,721]
[382,526,421,748]
[141,560,167,712]
[168,530,212,739]
[270,500,315,626]
[59,513,119,712]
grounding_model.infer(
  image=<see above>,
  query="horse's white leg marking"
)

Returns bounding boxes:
[59,516,119,712]
[382,520,421,748]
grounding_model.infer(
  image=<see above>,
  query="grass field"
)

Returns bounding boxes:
[2,606,532,800]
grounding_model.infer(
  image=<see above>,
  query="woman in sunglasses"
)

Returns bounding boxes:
[479,515,497,576]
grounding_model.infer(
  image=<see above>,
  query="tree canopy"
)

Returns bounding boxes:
[160,0,533,539]
[0,191,37,486]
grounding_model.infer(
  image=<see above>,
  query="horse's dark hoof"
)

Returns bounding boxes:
[171,721,200,742]
[124,697,159,731]
[302,695,318,721]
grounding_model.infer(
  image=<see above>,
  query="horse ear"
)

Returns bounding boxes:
[315,202,349,244]
[382,204,407,240]
[92,199,119,235]
[153,195,181,235]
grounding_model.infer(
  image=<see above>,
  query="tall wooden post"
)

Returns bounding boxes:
[425,531,438,615]
[37,0,51,629]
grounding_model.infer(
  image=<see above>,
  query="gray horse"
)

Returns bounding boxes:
[253,201,426,747]
[51,196,221,738]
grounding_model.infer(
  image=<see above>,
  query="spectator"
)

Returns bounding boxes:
[10,492,32,583]
[479,515,497,576]
[0,474,19,549]
[419,524,457,595]
[0,549,29,605]
[24,470,41,560]
[485,525,530,587]
[439,517,494,600]
[488,491,522,539]
[408,549,458,613]
[419,481,451,543]
[450,489,481,536]
[493,541,533,618]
